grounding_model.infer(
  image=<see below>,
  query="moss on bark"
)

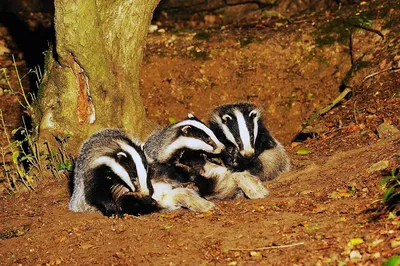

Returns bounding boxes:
[35,0,160,156]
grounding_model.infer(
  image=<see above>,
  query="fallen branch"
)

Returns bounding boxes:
[348,23,384,40]
[227,241,305,251]
[317,87,352,116]
[362,66,400,82]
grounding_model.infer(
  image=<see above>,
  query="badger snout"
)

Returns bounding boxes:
[213,144,225,154]
[240,149,255,159]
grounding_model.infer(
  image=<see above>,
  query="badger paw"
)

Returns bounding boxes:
[233,172,269,199]
[152,182,214,212]
[174,188,215,212]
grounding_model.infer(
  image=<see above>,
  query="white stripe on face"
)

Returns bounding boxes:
[118,141,150,196]
[234,109,254,156]
[174,119,225,149]
[250,110,260,146]
[214,115,239,149]
[160,136,214,162]
[92,156,136,192]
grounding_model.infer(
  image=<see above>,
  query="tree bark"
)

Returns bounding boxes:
[35,0,160,156]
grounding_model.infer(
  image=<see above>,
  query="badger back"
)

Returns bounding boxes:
[144,114,225,163]
[209,102,277,159]
[74,129,151,196]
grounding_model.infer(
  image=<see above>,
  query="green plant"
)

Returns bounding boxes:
[380,168,400,213]
[0,57,73,193]
[1,55,36,113]
[0,110,35,191]
[382,256,400,266]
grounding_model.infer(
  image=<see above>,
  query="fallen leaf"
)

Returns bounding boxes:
[80,243,94,250]
[313,205,327,213]
[114,252,125,259]
[376,122,399,138]
[249,251,262,258]
[370,239,384,247]
[349,250,362,260]
[161,225,173,230]
[296,148,311,155]
[367,160,390,173]
[349,238,364,246]
[57,236,66,243]
[168,117,177,124]
[390,238,400,249]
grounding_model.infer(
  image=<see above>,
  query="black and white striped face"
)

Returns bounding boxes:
[210,103,261,159]
[161,114,225,160]
[91,140,151,196]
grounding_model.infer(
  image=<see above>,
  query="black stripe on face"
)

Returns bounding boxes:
[107,149,140,191]
[222,109,256,152]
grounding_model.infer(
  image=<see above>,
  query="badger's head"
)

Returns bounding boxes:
[155,114,225,163]
[91,138,154,211]
[209,102,264,160]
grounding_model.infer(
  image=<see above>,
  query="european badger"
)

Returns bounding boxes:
[208,102,290,182]
[143,114,225,212]
[69,129,157,217]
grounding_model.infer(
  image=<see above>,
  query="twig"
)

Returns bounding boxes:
[349,32,354,66]
[12,55,31,110]
[348,23,384,40]
[317,87,352,116]
[44,142,62,180]
[227,241,305,251]
[353,100,358,124]
[362,66,400,82]
[22,117,43,180]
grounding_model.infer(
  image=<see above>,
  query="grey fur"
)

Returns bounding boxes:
[209,102,290,182]
[69,129,153,216]
[143,115,223,212]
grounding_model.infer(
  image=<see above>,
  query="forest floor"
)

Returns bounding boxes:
[0,0,400,265]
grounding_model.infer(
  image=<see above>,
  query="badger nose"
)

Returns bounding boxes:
[240,149,255,159]
[214,144,225,154]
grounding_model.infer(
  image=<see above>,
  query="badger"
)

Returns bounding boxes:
[208,102,290,182]
[69,129,157,217]
[143,114,225,212]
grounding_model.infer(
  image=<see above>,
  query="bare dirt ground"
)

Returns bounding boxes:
[1,0,400,265]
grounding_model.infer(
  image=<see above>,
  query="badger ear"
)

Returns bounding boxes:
[222,114,232,122]
[181,125,191,136]
[249,109,260,119]
[117,151,127,160]
[187,113,195,119]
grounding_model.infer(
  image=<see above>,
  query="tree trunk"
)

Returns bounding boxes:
[35,0,160,157]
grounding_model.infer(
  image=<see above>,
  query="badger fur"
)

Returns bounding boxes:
[143,114,225,212]
[197,158,269,200]
[209,102,290,181]
[69,129,157,217]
